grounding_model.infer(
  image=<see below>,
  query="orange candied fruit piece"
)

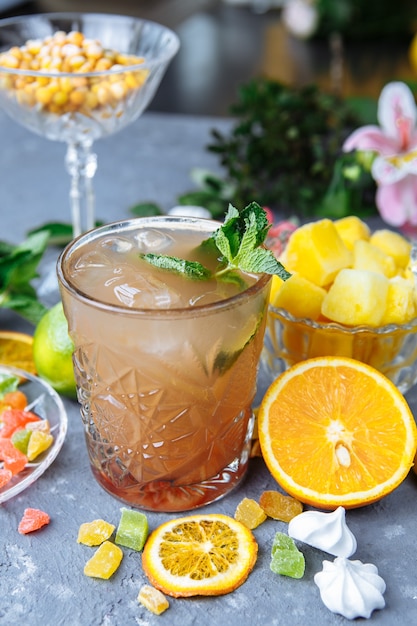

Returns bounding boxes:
[138,584,170,615]
[0,407,41,438]
[18,508,50,534]
[234,497,267,530]
[0,467,13,488]
[259,490,303,522]
[2,390,28,411]
[0,438,27,474]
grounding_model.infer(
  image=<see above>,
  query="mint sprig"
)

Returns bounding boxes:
[140,202,291,282]
[0,231,49,325]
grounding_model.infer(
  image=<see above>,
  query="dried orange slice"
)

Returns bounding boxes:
[258,356,417,509]
[0,331,36,374]
[142,513,258,597]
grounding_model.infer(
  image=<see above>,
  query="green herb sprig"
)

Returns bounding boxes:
[141,202,291,282]
[0,231,49,325]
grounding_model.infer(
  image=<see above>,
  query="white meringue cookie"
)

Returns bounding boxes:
[288,506,357,557]
[314,557,386,620]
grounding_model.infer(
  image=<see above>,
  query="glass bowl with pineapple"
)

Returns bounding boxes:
[260,216,417,394]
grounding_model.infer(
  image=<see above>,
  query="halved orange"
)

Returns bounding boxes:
[142,513,258,597]
[0,331,36,375]
[258,356,417,509]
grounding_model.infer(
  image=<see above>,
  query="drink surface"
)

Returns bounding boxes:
[59,218,270,511]
[66,221,259,310]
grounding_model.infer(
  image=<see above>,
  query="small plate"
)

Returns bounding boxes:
[0,365,68,503]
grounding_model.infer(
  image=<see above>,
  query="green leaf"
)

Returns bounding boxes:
[0,373,19,397]
[130,203,163,217]
[2,293,48,325]
[213,202,291,278]
[27,222,74,246]
[140,253,211,280]
[0,231,49,325]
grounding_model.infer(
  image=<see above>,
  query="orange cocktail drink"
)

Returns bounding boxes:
[57,215,271,511]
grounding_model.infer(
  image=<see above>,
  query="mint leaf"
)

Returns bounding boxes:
[213,202,291,279]
[0,231,49,325]
[0,373,19,397]
[141,253,211,280]
[138,202,291,283]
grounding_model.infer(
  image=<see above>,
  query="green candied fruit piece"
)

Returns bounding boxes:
[270,532,305,579]
[11,429,31,454]
[115,507,149,551]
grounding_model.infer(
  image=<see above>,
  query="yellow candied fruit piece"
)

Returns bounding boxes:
[26,430,54,461]
[334,215,371,250]
[380,276,416,325]
[259,490,303,522]
[321,268,389,326]
[272,273,326,321]
[234,497,267,530]
[283,219,352,287]
[84,541,123,579]
[138,585,169,615]
[353,239,397,278]
[77,519,116,546]
[370,229,412,269]
[26,419,50,433]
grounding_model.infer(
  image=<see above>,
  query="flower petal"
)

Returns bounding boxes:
[372,156,407,185]
[376,176,417,226]
[378,82,417,147]
[343,126,397,154]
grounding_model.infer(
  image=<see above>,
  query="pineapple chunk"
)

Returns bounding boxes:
[272,273,326,320]
[334,216,371,250]
[353,239,396,278]
[283,219,352,287]
[321,268,389,326]
[380,276,416,325]
[369,229,411,269]
[269,274,284,304]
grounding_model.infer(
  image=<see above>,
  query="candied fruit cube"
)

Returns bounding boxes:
[283,219,352,287]
[84,541,123,579]
[270,532,305,579]
[259,490,303,522]
[234,497,267,529]
[18,508,50,534]
[11,428,31,454]
[321,269,389,326]
[370,229,411,269]
[353,239,396,278]
[0,467,12,488]
[0,408,41,438]
[380,276,416,325]
[271,274,326,320]
[0,437,27,474]
[115,507,148,551]
[77,519,116,546]
[26,430,54,461]
[334,216,371,250]
[138,584,169,615]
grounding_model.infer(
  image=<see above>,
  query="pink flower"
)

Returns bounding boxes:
[343,82,417,227]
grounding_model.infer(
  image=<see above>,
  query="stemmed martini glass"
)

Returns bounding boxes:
[0,12,180,237]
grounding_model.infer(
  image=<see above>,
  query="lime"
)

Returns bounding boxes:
[32,302,76,398]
